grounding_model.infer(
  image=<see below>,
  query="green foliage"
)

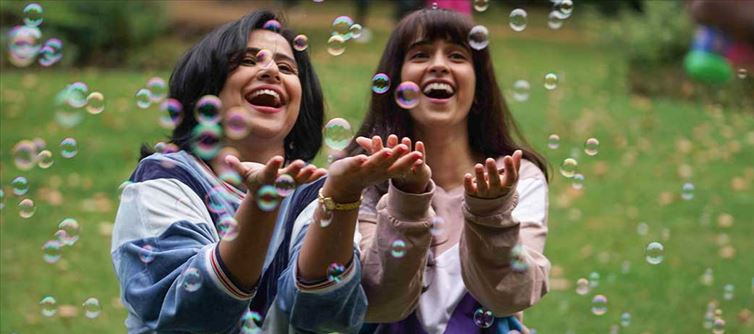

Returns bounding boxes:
[1,0,167,67]
[603,0,694,69]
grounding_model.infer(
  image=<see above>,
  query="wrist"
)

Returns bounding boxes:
[321,181,363,204]
[393,178,429,194]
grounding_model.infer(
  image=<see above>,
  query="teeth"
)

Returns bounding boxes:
[423,82,454,94]
[250,89,280,100]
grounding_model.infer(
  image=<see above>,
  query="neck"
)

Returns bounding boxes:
[414,122,477,190]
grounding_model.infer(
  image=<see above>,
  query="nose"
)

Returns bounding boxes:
[256,63,281,83]
[427,52,450,76]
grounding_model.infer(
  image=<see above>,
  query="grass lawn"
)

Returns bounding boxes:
[2,2,753,333]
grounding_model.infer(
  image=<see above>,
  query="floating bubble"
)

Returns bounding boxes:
[13,140,38,171]
[391,239,407,258]
[23,3,44,27]
[591,294,608,315]
[372,73,391,94]
[274,174,296,197]
[224,107,250,140]
[468,25,490,50]
[82,297,101,319]
[219,168,242,186]
[509,9,527,32]
[510,244,528,271]
[42,240,62,263]
[40,296,57,317]
[723,284,734,300]
[60,137,78,158]
[701,267,714,286]
[195,95,222,124]
[327,35,346,56]
[38,38,63,67]
[473,308,494,328]
[349,24,363,39]
[620,312,631,327]
[547,134,560,149]
[256,185,280,212]
[8,25,42,67]
[19,198,36,218]
[190,123,222,160]
[712,318,725,334]
[584,138,599,156]
[11,176,29,196]
[473,0,489,12]
[319,202,334,228]
[548,11,564,30]
[681,182,695,200]
[65,82,89,108]
[324,118,353,151]
[135,88,151,109]
[54,87,84,129]
[241,310,263,333]
[139,244,155,264]
[86,92,105,114]
[430,216,445,236]
[571,173,584,190]
[576,278,589,295]
[146,77,167,103]
[0,189,5,210]
[588,272,600,288]
[544,73,558,90]
[159,98,183,129]
[293,34,308,51]
[559,158,577,178]
[512,80,530,102]
[332,16,354,36]
[327,262,346,283]
[56,218,80,246]
[180,267,202,292]
[737,68,748,79]
[637,222,648,236]
[395,81,421,109]
[217,216,240,241]
[262,19,281,32]
[556,0,574,17]
[645,242,664,265]
[255,49,273,68]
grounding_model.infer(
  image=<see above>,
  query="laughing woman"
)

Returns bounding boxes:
[349,9,551,334]
[111,10,420,333]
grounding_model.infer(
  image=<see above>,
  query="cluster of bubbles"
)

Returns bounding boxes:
[7,3,64,67]
[41,218,81,264]
[54,82,107,128]
[548,0,574,30]
[327,16,363,56]
[38,296,102,319]
[135,77,168,110]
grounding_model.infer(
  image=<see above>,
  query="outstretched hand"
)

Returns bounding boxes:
[355,134,431,194]
[464,150,522,199]
[225,155,327,193]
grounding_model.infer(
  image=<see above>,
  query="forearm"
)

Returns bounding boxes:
[219,194,278,290]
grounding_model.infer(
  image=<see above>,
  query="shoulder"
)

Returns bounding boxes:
[130,151,209,198]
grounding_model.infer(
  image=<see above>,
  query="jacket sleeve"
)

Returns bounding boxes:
[460,161,551,316]
[275,200,368,333]
[111,178,253,333]
[358,180,435,322]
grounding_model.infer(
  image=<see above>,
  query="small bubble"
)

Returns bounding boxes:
[327,35,346,56]
[584,138,599,156]
[180,267,202,292]
[588,272,600,288]
[723,284,734,300]
[468,25,490,50]
[559,158,577,178]
[146,77,167,103]
[60,137,78,158]
[18,198,36,218]
[241,310,263,333]
[509,9,527,32]
[571,173,584,190]
[372,73,391,94]
[190,123,223,160]
[135,88,151,109]
[737,68,748,79]
[391,239,407,258]
[293,34,308,51]
[82,297,101,319]
[38,38,63,67]
[712,317,725,334]
[349,24,363,39]
[544,73,558,90]
[510,244,528,271]
[395,81,421,109]
[332,16,353,36]
[256,185,280,212]
[548,11,564,30]
[194,95,222,125]
[637,222,649,236]
[327,262,346,283]
[159,98,183,129]
[620,312,631,327]
[576,278,589,295]
[13,140,38,170]
[223,107,251,140]
[547,134,560,149]
[23,3,44,27]
[556,0,574,16]
[512,79,530,102]
[86,92,105,114]
[217,216,239,241]
[324,118,353,151]
[430,216,445,236]
[56,218,80,246]
[645,242,664,265]
[274,174,296,197]
[591,294,608,315]
[40,296,57,317]
[42,240,62,263]
[473,0,489,12]
[139,244,155,264]
[681,182,695,200]
[262,19,281,32]
[11,176,29,196]
[473,308,494,328]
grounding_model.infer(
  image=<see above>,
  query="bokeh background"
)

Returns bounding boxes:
[1,0,753,333]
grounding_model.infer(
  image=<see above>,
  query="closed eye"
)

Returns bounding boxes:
[240,56,256,66]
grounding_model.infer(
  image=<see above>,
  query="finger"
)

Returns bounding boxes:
[372,136,384,152]
[463,173,476,194]
[386,134,399,148]
[501,155,517,188]
[486,158,502,189]
[513,150,523,172]
[386,151,422,175]
[415,141,427,162]
[224,155,249,176]
[401,137,412,151]
[295,165,317,184]
[262,156,285,183]
[307,168,327,183]
[355,136,374,153]
[474,163,488,194]
[281,160,305,179]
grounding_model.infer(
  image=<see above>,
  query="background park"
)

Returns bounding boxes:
[1,0,752,333]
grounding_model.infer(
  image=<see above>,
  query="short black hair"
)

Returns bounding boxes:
[141,10,324,163]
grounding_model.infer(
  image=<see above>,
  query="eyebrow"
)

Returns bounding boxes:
[406,39,466,51]
[244,47,297,66]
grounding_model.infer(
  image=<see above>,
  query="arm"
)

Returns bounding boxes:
[358,180,435,322]
[111,179,252,333]
[460,160,550,316]
[276,199,368,333]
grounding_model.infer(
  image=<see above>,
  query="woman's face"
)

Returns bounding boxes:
[219,29,302,142]
[400,38,475,129]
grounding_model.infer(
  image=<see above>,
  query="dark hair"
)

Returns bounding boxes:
[345,9,549,180]
[140,10,324,162]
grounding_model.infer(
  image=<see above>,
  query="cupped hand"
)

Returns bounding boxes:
[464,150,522,199]
[355,134,431,194]
[225,155,327,192]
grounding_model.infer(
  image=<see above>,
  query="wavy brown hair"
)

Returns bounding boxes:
[345,8,549,180]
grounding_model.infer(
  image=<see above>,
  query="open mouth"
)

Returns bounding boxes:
[422,82,455,100]
[245,88,284,108]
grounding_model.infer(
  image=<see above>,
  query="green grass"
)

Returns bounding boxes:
[2,2,753,333]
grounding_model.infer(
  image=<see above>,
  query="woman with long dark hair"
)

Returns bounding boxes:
[111,10,422,333]
[348,8,551,333]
